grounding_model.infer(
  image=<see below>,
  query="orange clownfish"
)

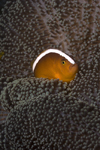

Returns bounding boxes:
[32,49,78,82]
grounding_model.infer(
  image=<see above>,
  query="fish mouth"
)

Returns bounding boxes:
[69,63,78,70]
[69,63,78,78]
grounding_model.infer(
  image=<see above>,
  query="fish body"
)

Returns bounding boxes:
[32,49,78,82]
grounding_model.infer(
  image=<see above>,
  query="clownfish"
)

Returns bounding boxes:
[32,49,78,83]
[0,51,4,59]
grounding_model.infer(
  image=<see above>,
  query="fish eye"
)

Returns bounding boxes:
[62,60,66,65]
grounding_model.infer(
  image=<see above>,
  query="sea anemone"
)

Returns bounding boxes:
[1,96,100,150]
[0,0,100,149]
[0,77,69,111]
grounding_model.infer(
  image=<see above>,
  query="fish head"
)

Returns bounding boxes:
[54,55,78,82]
